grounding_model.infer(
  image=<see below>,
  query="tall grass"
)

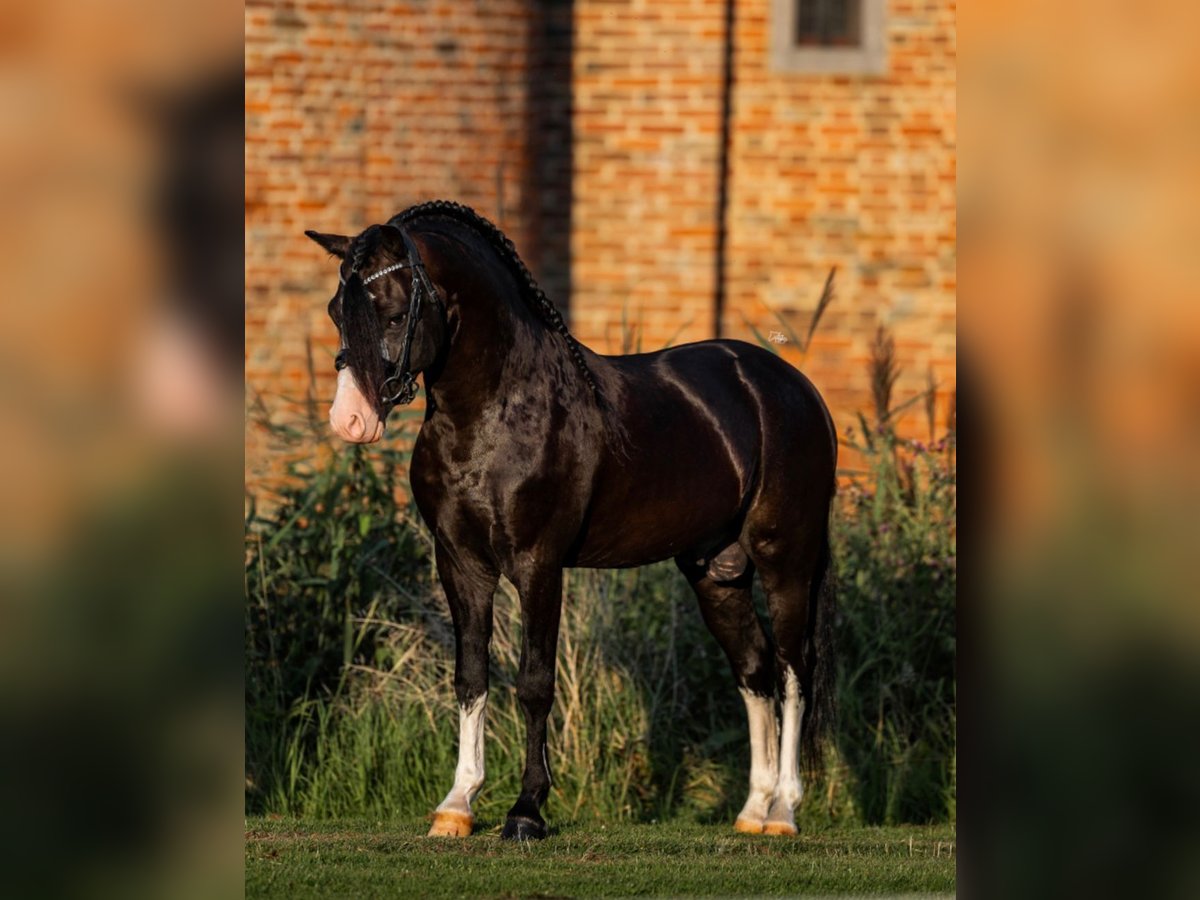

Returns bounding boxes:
[825,330,957,825]
[832,423,956,821]
[246,320,956,827]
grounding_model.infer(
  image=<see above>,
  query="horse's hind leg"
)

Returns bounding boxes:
[676,557,778,834]
[746,521,829,836]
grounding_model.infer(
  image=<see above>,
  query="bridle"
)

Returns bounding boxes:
[334,228,441,408]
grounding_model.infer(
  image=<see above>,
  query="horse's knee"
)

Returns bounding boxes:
[453,643,490,705]
[453,678,486,710]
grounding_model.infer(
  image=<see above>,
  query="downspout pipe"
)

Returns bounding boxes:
[713,0,735,338]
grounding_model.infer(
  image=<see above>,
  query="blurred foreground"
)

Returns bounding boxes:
[959,1,1200,896]
[0,1,243,898]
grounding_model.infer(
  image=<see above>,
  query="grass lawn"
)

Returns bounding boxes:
[246,817,956,897]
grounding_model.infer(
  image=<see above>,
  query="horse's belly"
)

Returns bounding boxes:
[569,468,743,568]
[570,529,721,568]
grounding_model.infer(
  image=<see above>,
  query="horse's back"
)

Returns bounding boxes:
[605,339,834,466]
[570,340,835,567]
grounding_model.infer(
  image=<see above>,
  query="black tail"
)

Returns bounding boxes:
[800,526,837,776]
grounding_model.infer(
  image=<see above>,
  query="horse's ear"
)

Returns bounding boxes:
[305,230,351,259]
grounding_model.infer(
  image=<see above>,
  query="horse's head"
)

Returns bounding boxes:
[305,224,447,443]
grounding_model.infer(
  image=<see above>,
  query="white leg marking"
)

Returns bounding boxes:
[435,692,487,816]
[736,689,779,829]
[766,667,805,831]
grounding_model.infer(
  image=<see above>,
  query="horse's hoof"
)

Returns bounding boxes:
[428,810,474,837]
[734,816,765,834]
[501,815,547,841]
[762,820,799,836]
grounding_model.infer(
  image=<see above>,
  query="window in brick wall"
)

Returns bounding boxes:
[771,0,886,74]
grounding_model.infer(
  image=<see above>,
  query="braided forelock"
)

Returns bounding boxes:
[389,200,603,404]
[341,225,388,411]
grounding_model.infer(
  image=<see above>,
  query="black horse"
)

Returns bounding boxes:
[306,201,837,841]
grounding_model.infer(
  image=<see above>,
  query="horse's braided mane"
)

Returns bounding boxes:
[389,199,602,404]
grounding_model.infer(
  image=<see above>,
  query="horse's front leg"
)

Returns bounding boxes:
[428,545,498,837]
[501,564,563,841]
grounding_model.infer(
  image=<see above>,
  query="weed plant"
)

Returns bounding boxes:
[830,331,957,823]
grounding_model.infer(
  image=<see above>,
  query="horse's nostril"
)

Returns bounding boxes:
[347,413,364,438]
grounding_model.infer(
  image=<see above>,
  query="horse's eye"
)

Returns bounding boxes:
[389,316,404,327]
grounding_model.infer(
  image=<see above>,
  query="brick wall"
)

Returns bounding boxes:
[728,0,956,439]
[246,0,955,493]
[571,0,728,353]
[572,0,957,442]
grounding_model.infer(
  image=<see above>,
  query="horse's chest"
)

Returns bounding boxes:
[411,397,595,554]
[416,424,564,509]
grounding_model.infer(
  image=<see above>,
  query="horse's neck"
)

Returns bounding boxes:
[424,277,556,414]
[419,230,601,420]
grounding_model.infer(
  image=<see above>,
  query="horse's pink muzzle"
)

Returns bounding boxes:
[329,368,384,443]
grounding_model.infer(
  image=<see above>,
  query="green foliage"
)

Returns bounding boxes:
[245,441,434,815]
[831,415,957,824]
